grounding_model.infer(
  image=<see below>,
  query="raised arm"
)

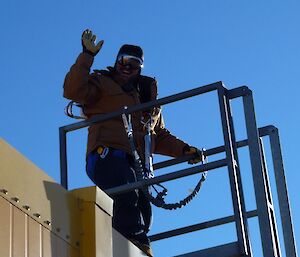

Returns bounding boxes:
[63,29,104,104]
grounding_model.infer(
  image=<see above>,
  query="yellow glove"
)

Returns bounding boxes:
[81,29,104,56]
[184,146,206,164]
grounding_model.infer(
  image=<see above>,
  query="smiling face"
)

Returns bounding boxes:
[115,55,143,84]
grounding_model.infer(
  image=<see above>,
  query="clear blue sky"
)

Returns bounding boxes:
[1,1,299,256]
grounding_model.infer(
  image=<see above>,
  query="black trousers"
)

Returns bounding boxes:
[86,147,152,246]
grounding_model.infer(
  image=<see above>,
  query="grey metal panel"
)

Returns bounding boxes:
[217,87,250,256]
[242,89,280,257]
[173,242,240,257]
[259,138,282,257]
[268,127,298,257]
[225,87,253,256]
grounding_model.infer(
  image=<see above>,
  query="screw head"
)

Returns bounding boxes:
[23,205,31,211]
[33,213,41,218]
[12,197,20,203]
[0,189,8,194]
[44,220,51,226]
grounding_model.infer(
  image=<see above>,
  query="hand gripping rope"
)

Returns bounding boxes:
[122,107,207,210]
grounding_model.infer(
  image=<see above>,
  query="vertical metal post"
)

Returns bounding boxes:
[226,92,253,256]
[259,138,282,257]
[243,89,280,257]
[269,127,298,257]
[59,127,68,189]
[218,87,251,256]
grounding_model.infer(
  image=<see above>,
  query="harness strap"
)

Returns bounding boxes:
[122,108,207,211]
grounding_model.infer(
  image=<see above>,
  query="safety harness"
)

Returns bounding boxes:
[122,107,207,210]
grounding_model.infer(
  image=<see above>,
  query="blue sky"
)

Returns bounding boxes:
[1,1,299,256]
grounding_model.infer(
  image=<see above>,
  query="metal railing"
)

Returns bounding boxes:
[59,81,297,257]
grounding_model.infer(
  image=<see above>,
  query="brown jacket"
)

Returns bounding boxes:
[63,52,189,158]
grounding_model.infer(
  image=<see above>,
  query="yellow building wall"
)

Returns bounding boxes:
[0,138,113,257]
[0,138,147,257]
[0,196,79,257]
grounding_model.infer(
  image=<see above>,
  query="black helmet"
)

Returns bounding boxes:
[115,44,144,68]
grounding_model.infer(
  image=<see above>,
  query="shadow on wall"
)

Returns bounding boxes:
[43,180,80,257]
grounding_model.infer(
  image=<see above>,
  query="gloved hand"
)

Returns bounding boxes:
[81,29,104,56]
[183,146,206,164]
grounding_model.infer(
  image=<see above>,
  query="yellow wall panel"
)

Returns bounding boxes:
[0,196,12,257]
[42,227,57,257]
[28,216,42,257]
[12,207,26,257]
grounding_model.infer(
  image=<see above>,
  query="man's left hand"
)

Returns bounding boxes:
[184,146,206,164]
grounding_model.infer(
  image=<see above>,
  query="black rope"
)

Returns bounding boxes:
[147,172,207,210]
[132,149,207,210]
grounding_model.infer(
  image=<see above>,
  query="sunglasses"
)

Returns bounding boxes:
[117,54,143,70]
